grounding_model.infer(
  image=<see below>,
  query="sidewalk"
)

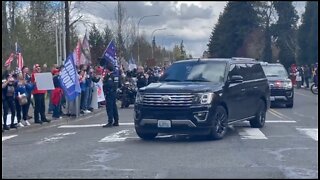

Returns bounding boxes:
[2,97,106,132]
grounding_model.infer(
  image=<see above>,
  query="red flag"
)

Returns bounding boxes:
[4,53,15,67]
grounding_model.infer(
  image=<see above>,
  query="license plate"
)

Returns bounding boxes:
[270,96,275,101]
[157,120,171,128]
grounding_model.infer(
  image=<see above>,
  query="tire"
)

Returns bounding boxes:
[207,106,228,140]
[250,99,266,128]
[135,129,157,140]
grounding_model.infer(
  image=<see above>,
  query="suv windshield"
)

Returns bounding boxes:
[261,65,288,78]
[160,61,226,83]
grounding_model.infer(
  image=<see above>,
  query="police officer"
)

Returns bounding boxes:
[102,63,119,127]
[136,66,148,89]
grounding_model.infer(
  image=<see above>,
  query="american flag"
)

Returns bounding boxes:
[15,42,24,70]
[4,53,15,67]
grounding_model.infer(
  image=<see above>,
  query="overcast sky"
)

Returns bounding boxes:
[72,1,306,58]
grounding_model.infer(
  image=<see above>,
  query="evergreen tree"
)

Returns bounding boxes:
[298,1,318,65]
[273,1,299,69]
[207,2,259,58]
[89,24,104,65]
[103,25,113,48]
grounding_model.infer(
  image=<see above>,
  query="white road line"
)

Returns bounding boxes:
[296,128,318,141]
[58,123,134,128]
[2,135,18,142]
[238,128,268,139]
[37,132,77,144]
[266,120,296,123]
[99,130,131,142]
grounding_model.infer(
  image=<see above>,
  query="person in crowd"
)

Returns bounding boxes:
[304,65,311,88]
[147,68,157,85]
[2,74,17,130]
[87,66,101,111]
[102,63,119,127]
[48,65,59,114]
[136,66,148,89]
[300,65,305,88]
[31,64,50,124]
[296,66,302,89]
[79,65,91,114]
[313,63,318,87]
[21,66,34,119]
[51,69,63,120]
[15,73,32,127]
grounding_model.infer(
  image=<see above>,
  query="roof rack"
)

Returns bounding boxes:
[231,57,256,61]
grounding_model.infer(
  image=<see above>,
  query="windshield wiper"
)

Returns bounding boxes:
[266,75,279,77]
[184,79,210,82]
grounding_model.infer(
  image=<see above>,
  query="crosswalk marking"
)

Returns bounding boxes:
[37,132,77,144]
[58,123,135,128]
[2,135,18,142]
[99,130,131,142]
[266,120,296,123]
[296,128,318,141]
[238,128,268,139]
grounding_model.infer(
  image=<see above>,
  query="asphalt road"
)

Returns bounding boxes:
[2,88,318,179]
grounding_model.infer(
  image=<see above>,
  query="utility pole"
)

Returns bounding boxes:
[65,1,70,56]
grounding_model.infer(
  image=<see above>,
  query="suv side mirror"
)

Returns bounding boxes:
[228,75,243,84]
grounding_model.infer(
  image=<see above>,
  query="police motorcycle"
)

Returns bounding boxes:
[117,78,137,108]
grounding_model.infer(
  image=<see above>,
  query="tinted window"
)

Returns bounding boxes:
[228,63,249,81]
[160,61,227,83]
[246,63,266,80]
[261,64,288,78]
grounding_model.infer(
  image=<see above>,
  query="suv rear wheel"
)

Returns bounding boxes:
[250,99,266,128]
[135,129,157,140]
[207,106,228,140]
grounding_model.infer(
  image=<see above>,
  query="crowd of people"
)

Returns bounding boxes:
[288,63,318,89]
[2,62,168,131]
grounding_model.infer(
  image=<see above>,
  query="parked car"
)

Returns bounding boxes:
[260,62,294,108]
[134,58,270,140]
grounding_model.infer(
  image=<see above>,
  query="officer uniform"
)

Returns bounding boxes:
[102,65,119,127]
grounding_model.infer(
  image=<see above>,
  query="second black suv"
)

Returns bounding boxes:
[134,58,270,140]
[260,62,294,108]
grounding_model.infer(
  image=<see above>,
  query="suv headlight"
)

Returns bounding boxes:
[194,92,214,105]
[135,92,144,103]
[283,81,292,89]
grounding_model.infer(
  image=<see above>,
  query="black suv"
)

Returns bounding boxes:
[260,62,294,108]
[134,58,270,140]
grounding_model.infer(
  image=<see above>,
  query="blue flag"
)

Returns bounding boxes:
[59,53,81,101]
[103,39,119,76]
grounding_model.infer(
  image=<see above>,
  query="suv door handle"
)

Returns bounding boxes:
[241,88,246,91]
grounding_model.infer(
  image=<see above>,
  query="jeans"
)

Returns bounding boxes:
[80,89,89,111]
[47,90,54,112]
[15,99,28,122]
[34,93,46,122]
[87,87,93,109]
[52,101,61,118]
[3,97,15,125]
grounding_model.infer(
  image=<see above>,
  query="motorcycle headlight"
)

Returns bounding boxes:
[135,92,144,104]
[283,81,292,89]
[194,92,214,105]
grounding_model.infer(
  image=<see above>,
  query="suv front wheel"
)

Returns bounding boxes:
[250,99,266,128]
[135,128,158,140]
[207,106,228,140]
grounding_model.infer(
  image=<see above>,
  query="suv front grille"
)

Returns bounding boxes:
[142,93,194,107]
